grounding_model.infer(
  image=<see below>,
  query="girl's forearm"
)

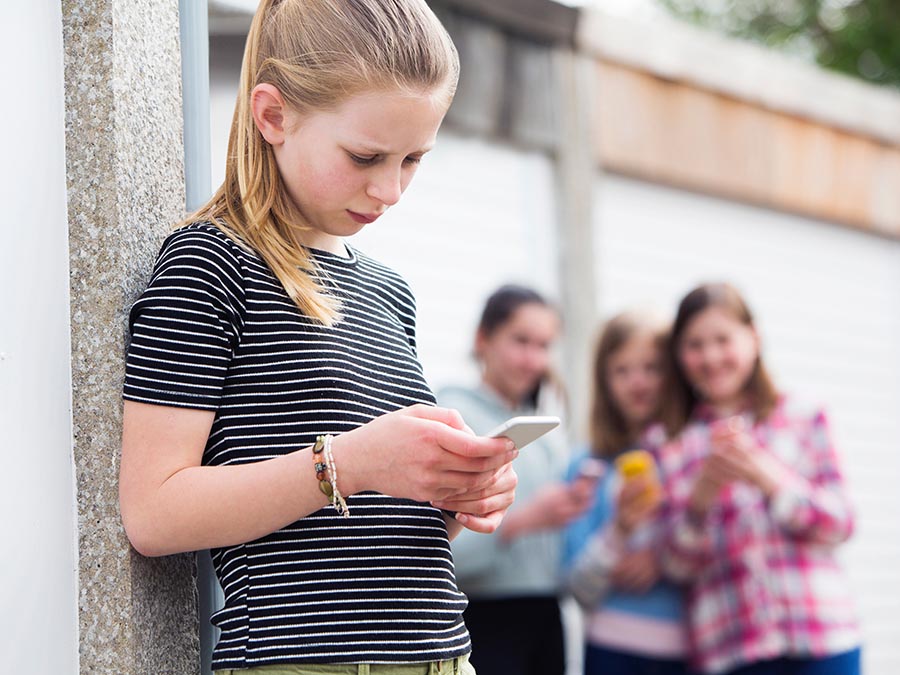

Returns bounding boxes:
[123,448,330,557]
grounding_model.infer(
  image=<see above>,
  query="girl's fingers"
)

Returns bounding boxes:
[702,462,733,487]
[455,509,507,533]
[430,438,517,478]
[717,446,755,471]
[399,406,518,465]
[708,458,741,480]
[446,459,515,494]
[433,468,517,511]
[403,404,468,430]
[435,424,516,460]
[429,469,503,497]
[435,478,495,505]
[361,407,518,501]
[433,490,515,516]
[613,562,654,592]
[617,570,643,590]
[621,477,649,496]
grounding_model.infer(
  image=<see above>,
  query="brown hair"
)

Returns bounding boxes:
[476,285,549,338]
[660,282,779,436]
[191,0,459,325]
[475,285,561,410]
[588,311,668,459]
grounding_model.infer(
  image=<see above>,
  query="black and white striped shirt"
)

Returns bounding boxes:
[123,223,470,669]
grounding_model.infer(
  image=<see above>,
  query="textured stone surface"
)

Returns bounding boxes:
[62,1,199,672]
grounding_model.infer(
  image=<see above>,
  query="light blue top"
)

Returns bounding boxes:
[437,384,569,598]
[564,449,686,622]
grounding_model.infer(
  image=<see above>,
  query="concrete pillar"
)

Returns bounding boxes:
[62,1,199,672]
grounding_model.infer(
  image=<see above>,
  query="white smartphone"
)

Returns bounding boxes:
[486,415,561,449]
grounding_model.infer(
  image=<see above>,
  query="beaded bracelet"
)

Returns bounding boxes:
[312,434,349,517]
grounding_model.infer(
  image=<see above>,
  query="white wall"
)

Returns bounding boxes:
[0,3,78,673]
[595,174,900,674]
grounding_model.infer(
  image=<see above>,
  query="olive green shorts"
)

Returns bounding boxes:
[216,653,474,675]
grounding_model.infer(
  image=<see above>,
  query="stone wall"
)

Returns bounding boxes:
[62,1,199,672]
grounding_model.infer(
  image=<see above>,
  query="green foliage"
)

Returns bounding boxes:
[656,0,900,88]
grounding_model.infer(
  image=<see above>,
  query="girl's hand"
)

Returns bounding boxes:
[610,549,660,593]
[710,421,783,497]
[333,404,519,504]
[616,476,660,535]
[434,462,519,534]
[687,457,729,522]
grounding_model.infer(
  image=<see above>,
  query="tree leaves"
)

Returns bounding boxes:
[656,0,900,88]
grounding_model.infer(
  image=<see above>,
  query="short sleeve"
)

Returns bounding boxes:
[123,224,247,410]
[397,283,419,356]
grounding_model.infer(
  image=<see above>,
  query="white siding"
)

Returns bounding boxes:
[595,174,900,674]
[0,3,78,673]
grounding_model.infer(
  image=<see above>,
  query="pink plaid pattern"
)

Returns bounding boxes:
[655,396,861,674]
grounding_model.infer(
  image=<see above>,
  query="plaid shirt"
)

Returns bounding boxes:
[655,396,861,674]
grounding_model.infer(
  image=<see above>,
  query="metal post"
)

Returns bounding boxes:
[180,0,212,212]
[178,3,219,674]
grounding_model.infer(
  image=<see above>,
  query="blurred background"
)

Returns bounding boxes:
[2,1,896,673]
[205,1,900,672]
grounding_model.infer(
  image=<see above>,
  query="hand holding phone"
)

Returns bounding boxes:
[615,449,661,507]
[486,415,560,450]
[575,457,606,482]
[615,449,657,479]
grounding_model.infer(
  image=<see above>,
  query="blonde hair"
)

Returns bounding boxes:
[588,311,668,459]
[192,0,459,324]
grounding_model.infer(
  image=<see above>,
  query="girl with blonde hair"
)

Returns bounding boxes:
[119,2,517,673]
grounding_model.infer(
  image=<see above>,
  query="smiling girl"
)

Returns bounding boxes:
[438,285,594,675]
[656,283,860,675]
[118,2,518,673]
[564,311,690,675]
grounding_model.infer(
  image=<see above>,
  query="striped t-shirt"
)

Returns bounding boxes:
[123,222,470,669]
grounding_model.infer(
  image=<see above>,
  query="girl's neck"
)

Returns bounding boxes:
[706,395,749,419]
[291,226,349,258]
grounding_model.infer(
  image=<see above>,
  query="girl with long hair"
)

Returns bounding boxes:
[118,2,518,672]
[438,285,594,675]
[657,282,860,675]
[565,310,691,675]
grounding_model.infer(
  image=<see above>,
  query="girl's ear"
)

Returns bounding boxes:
[251,83,289,145]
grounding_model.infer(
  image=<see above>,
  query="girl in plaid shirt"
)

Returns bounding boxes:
[656,283,861,675]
